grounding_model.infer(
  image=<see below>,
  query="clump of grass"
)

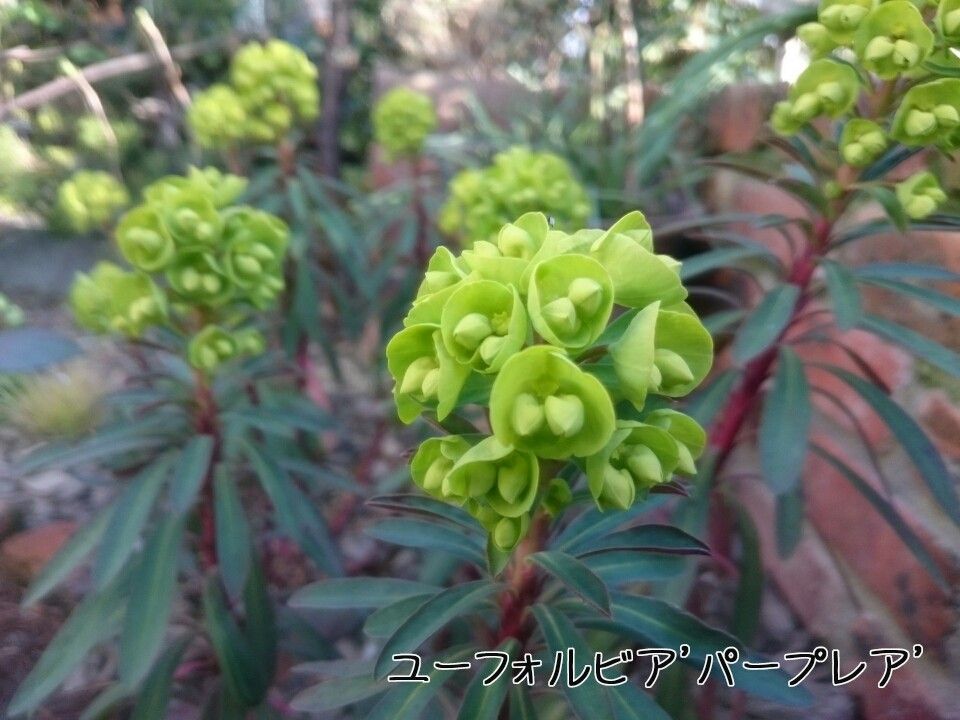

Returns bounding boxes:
[0,359,107,440]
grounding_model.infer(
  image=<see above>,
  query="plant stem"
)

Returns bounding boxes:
[194,370,221,571]
[494,511,551,647]
[411,156,430,267]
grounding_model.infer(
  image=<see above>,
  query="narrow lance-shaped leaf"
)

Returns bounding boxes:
[822,260,862,330]
[290,577,440,610]
[119,515,185,688]
[214,468,252,599]
[375,581,501,679]
[129,637,190,720]
[92,456,171,589]
[759,347,811,495]
[22,503,111,606]
[531,604,613,719]
[459,639,518,720]
[732,283,800,363]
[826,366,960,525]
[169,434,214,513]
[528,552,611,615]
[859,314,960,377]
[812,445,948,590]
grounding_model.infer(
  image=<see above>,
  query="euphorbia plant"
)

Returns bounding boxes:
[10,167,343,718]
[289,212,808,717]
[439,146,592,246]
[682,0,960,642]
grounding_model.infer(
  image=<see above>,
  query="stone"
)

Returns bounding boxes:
[0,521,77,584]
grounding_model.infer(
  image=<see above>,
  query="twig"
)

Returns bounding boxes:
[0,36,233,118]
[134,8,192,110]
[58,58,122,177]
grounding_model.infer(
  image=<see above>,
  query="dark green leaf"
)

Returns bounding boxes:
[860,278,960,316]
[822,260,862,330]
[610,682,671,720]
[290,675,387,712]
[79,683,127,720]
[509,685,538,720]
[92,457,171,589]
[529,552,611,615]
[531,604,612,719]
[242,557,277,683]
[245,441,342,575]
[214,469,251,599]
[853,263,960,282]
[375,581,501,678]
[685,369,740,427]
[574,524,709,558]
[459,639,517,720]
[732,283,800,363]
[582,552,686,586]
[607,594,810,707]
[367,646,473,720]
[860,315,960,377]
[120,516,184,688]
[759,347,811,495]
[731,505,762,644]
[364,594,434,639]
[679,247,774,281]
[366,518,485,567]
[776,486,804,558]
[366,494,482,533]
[827,366,960,525]
[130,637,190,720]
[202,577,270,709]
[169,435,214,513]
[22,504,110,606]
[290,578,440,610]
[812,445,948,590]
[8,575,126,715]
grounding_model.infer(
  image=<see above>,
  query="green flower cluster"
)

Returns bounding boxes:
[188,40,320,148]
[372,87,437,159]
[55,170,129,234]
[0,292,24,328]
[438,147,592,246]
[70,167,287,371]
[776,0,957,217]
[388,211,712,552]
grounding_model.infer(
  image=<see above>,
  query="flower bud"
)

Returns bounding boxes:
[896,171,947,219]
[597,466,635,511]
[188,325,238,371]
[452,313,493,351]
[493,515,528,551]
[863,35,895,61]
[512,393,545,436]
[797,22,836,56]
[934,104,960,128]
[544,394,585,438]
[625,445,664,488]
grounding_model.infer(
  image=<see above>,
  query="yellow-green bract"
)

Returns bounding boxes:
[189,40,319,148]
[439,147,591,246]
[69,167,289,373]
[388,210,713,552]
[372,87,437,158]
[56,170,129,234]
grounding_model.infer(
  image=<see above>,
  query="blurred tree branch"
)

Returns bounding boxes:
[318,0,356,178]
[0,37,233,119]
